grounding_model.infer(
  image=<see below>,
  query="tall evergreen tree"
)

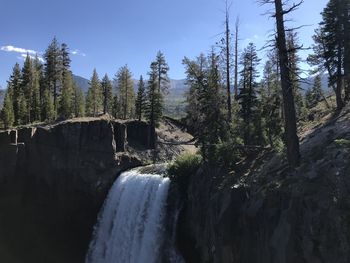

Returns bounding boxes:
[145,62,163,128]
[44,37,61,117]
[73,82,85,117]
[1,86,15,129]
[31,67,41,122]
[101,74,113,115]
[86,69,102,117]
[8,63,22,125]
[135,75,146,121]
[317,0,347,109]
[237,43,261,145]
[183,51,228,160]
[115,65,135,119]
[112,94,120,119]
[42,89,55,121]
[59,71,74,119]
[286,31,306,119]
[305,75,324,108]
[21,54,33,123]
[261,57,283,148]
[154,51,170,94]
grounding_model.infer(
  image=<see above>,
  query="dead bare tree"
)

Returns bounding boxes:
[234,17,240,99]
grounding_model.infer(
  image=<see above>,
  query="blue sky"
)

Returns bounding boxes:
[0,0,328,88]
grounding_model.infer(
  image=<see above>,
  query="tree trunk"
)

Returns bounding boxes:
[234,18,239,99]
[225,9,232,122]
[336,44,344,110]
[274,0,300,167]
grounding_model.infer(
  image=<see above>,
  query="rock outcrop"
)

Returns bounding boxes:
[178,108,350,262]
[0,118,179,263]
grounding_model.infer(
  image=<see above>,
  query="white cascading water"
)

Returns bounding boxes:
[86,168,171,263]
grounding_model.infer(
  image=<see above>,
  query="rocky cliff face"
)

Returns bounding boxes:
[178,108,350,263]
[0,118,177,263]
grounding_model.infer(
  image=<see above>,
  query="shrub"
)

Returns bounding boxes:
[211,140,242,170]
[168,153,202,194]
[168,152,202,178]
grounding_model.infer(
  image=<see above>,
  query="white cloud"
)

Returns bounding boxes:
[0,45,37,55]
[71,49,86,57]
[18,53,45,63]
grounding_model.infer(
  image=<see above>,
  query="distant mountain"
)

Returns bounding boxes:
[73,75,90,94]
[299,73,329,94]
[72,74,188,118]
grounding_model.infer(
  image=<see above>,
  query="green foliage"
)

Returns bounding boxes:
[9,63,23,125]
[31,68,41,122]
[86,69,102,117]
[305,75,324,109]
[73,82,85,117]
[183,51,228,161]
[135,75,146,121]
[1,88,15,129]
[168,153,202,193]
[44,37,61,114]
[112,94,120,119]
[101,74,113,115]
[145,62,164,127]
[335,139,350,148]
[115,65,135,119]
[212,139,242,169]
[42,89,55,121]
[237,43,261,145]
[168,153,202,178]
[59,71,74,119]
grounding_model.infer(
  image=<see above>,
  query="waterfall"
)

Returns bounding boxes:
[86,167,172,263]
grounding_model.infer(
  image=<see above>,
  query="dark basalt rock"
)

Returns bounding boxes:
[0,119,153,263]
[177,108,350,263]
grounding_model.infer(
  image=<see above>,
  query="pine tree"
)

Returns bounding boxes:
[101,74,113,115]
[112,94,120,119]
[184,54,206,136]
[8,63,22,125]
[305,75,324,108]
[261,57,283,148]
[135,75,146,121]
[318,0,346,109]
[42,89,55,121]
[31,67,41,122]
[286,31,306,120]
[1,87,15,129]
[237,43,260,145]
[115,65,135,119]
[60,43,71,73]
[86,69,102,117]
[21,54,32,123]
[145,62,163,128]
[59,71,74,119]
[44,37,61,116]
[73,82,85,117]
[154,51,170,94]
[183,51,228,160]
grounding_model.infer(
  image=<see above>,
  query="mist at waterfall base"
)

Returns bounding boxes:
[86,167,183,263]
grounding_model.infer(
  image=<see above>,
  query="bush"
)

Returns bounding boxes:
[211,140,242,169]
[168,152,202,178]
[168,153,202,194]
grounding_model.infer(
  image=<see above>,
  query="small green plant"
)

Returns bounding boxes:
[335,139,350,148]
